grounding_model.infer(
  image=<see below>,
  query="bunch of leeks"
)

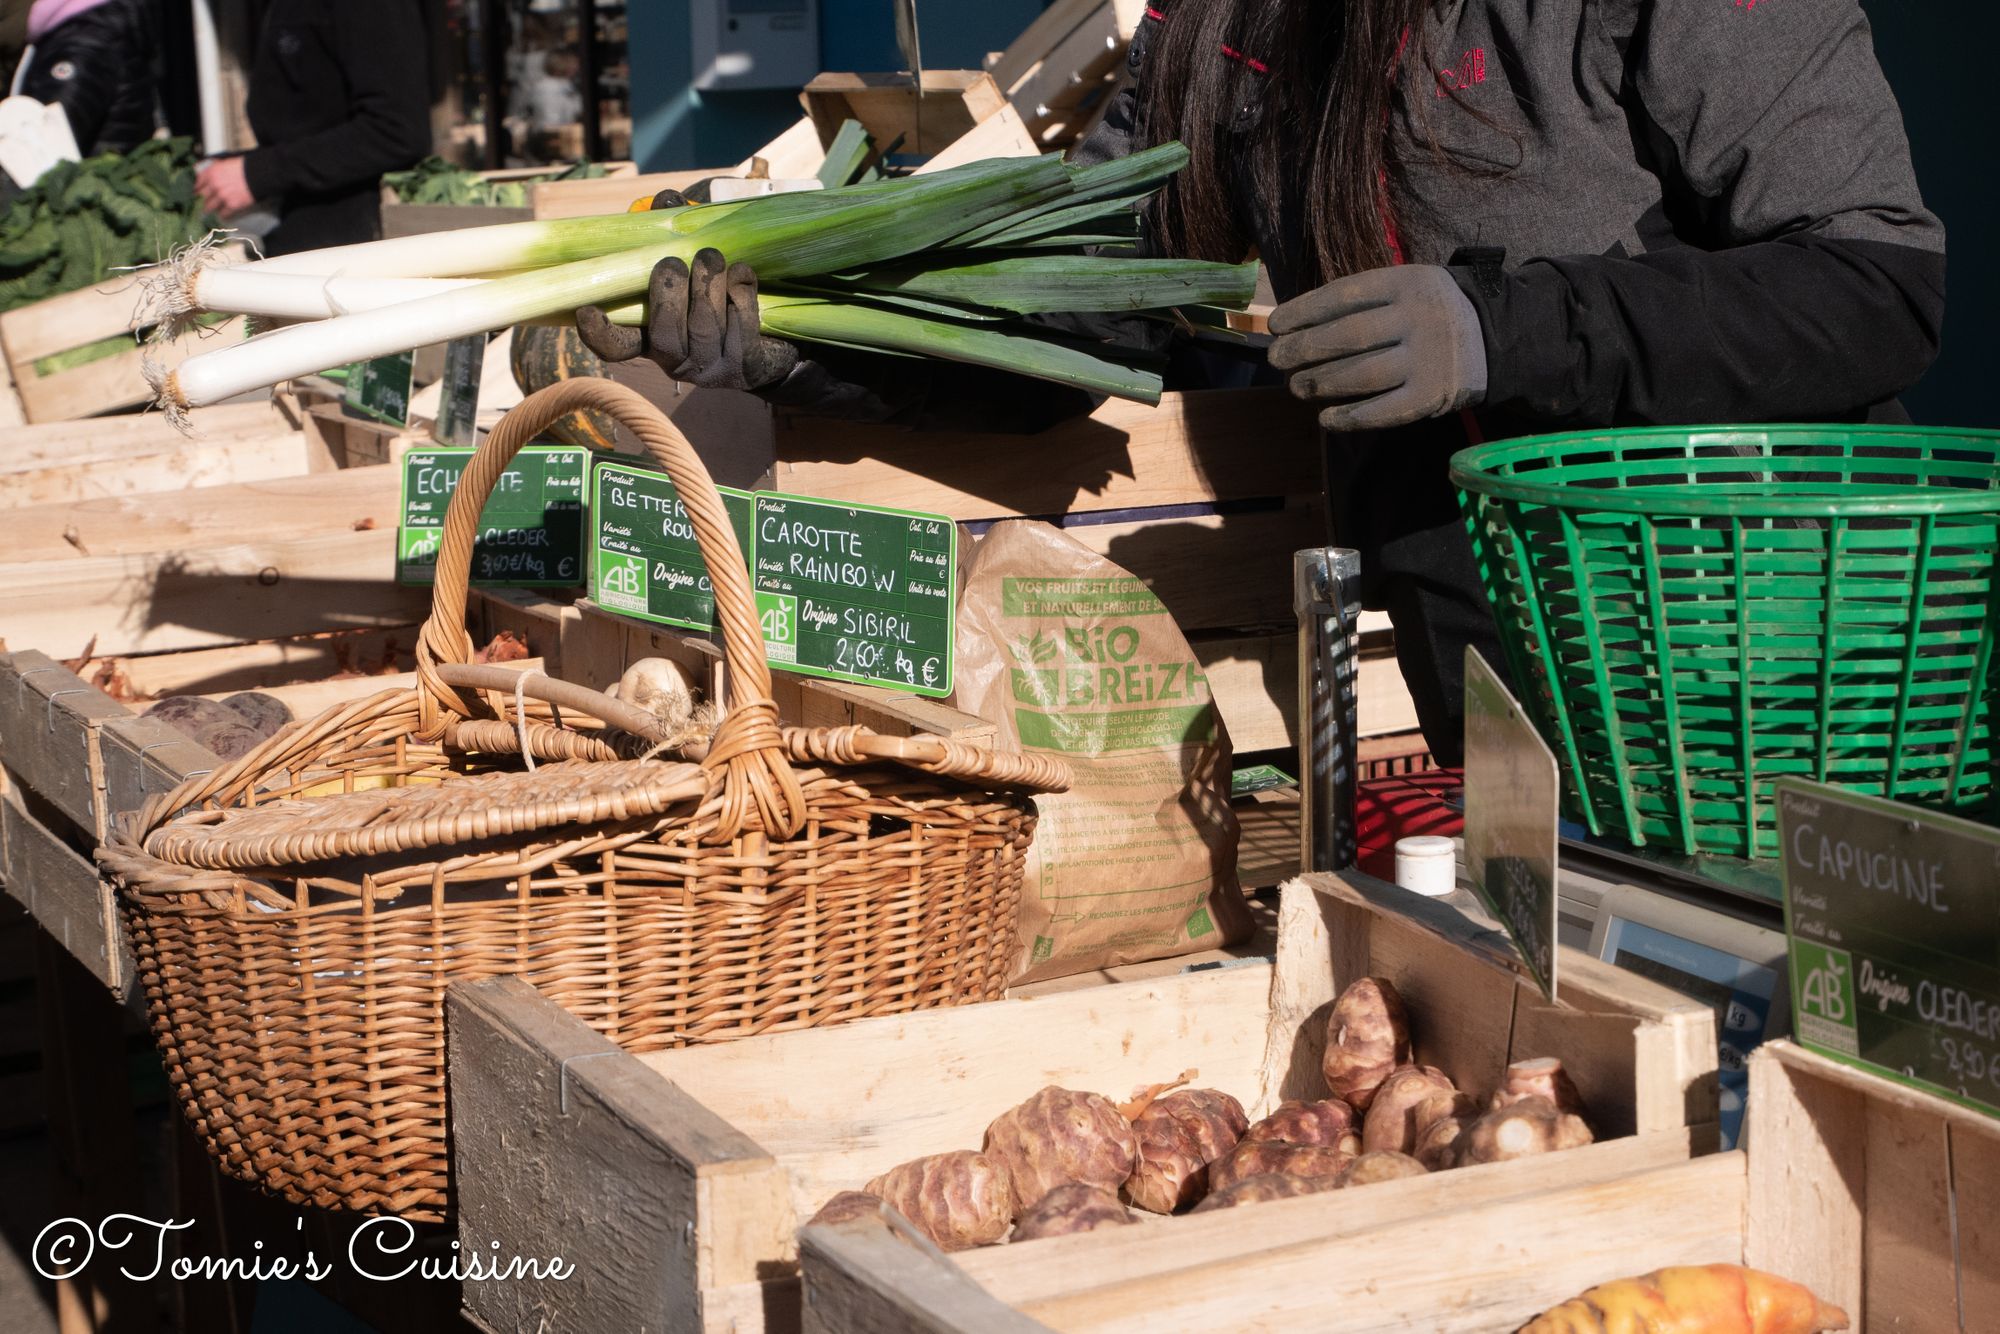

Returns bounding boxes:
[149,144,1253,418]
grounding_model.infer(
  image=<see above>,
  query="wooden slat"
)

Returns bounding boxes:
[1008,5,1124,124]
[99,714,218,831]
[1002,1156,1745,1333]
[0,430,308,508]
[1,793,127,991]
[770,389,1320,522]
[739,116,828,180]
[914,103,1041,176]
[0,651,126,836]
[448,976,795,1334]
[107,626,418,700]
[802,1215,1049,1334]
[11,464,399,563]
[0,528,431,657]
[13,317,250,424]
[989,0,1105,89]
[532,168,735,220]
[0,399,288,471]
[803,71,1009,158]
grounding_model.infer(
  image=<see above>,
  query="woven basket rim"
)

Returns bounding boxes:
[1450,423,2000,519]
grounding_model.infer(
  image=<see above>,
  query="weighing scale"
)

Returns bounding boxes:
[1295,548,1791,1148]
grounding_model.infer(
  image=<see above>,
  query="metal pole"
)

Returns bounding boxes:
[1294,548,1363,873]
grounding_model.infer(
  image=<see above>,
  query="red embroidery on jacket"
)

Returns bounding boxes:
[1437,48,1488,96]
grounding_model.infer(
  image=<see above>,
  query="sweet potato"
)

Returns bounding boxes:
[1335,1151,1429,1187]
[1208,1139,1354,1194]
[806,1191,883,1229]
[1491,1056,1590,1123]
[1359,1066,1456,1156]
[1242,1097,1356,1148]
[862,1151,1014,1251]
[1519,1264,1849,1333]
[1412,1090,1480,1170]
[1321,977,1411,1111]
[1190,1173,1333,1213]
[1454,1096,1593,1167]
[984,1087,1138,1217]
[1011,1184,1138,1241]
[1124,1088,1249,1214]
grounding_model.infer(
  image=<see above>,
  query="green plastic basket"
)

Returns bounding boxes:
[1452,425,2000,859]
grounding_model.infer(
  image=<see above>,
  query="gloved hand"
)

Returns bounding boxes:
[1267,264,1488,432]
[575,190,801,392]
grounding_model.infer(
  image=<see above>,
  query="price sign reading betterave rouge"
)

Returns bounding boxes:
[1778,780,2000,1120]
[398,447,587,587]
[752,494,956,698]
[591,459,755,631]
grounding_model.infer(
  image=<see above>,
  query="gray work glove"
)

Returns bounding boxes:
[1268,265,1489,433]
[575,190,801,392]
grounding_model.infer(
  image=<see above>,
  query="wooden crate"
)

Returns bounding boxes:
[0,261,249,424]
[803,71,1011,159]
[985,0,1145,151]
[445,871,1717,1334]
[0,397,312,507]
[802,1039,1996,1332]
[380,163,637,236]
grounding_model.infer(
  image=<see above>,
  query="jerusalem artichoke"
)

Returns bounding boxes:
[984,1087,1138,1217]
[1321,977,1411,1111]
[862,1151,1014,1251]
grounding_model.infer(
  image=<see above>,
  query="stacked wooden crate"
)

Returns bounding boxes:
[985,0,1146,151]
[446,871,1718,1333]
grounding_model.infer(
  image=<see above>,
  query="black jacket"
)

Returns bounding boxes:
[242,0,431,255]
[18,0,159,156]
[771,0,1948,759]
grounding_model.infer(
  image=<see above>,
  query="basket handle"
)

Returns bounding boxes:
[415,376,807,841]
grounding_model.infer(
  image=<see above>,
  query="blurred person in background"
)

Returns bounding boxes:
[194,0,430,255]
[11,0,160,156]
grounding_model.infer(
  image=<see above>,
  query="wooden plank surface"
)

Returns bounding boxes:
[0,527,429,658]
[0,651,126,835]
[802,1215,1050,1334]
[996,1155,1745,1333]
[637,964,1275,1229]
[1009,4,1124,123]
[99,714,218,831]
[107,626,418,700]
[770,389,1319,522]
[448,977,794,1334]
[2,793,127,991]
[914,103,1041,176]
[989,0,1104,89]
[0,399,289,470]
[14,317,250,424]
[1744,1042,1869,1323]
[740,116,828,180]
[0,428,308,507]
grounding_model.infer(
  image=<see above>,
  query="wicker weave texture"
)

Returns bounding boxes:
[101,380,1065,1220]
[1456,426,2000,859]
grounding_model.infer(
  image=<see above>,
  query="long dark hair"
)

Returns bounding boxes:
[1141,0,1436,285]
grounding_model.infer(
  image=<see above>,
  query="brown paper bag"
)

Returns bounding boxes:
[954,519,1252,984]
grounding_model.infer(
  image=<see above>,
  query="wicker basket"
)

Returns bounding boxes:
[99,378,1069,1220]
[1453,425,2000,858]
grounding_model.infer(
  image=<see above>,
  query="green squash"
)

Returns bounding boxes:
[509,324,620,451]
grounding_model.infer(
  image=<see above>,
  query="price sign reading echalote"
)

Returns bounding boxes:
[345,349,416,427]
[753,494,955,698]
[1463,648,1559,1001]
[1779,780,2000,1119]
[398,446,587,587]
[591,460,755,631]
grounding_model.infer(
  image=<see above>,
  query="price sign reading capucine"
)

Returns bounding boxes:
[591,460,756,631]
[398,446,586,587]
[1779,779,2000,1120]
[752,494,956,698]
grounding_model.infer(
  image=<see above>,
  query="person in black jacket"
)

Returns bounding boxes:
[14,0,159,156]
[578,0,1946,765]
[194,0,431,255]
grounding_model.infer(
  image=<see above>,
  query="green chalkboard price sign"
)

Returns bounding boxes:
[398,446,587,587]
[345,349,416,427]
[590,460,755,631]
[1778,780,2000,1120]
[752,493,956,698]
[1463,649,1560,1001]
[431,335,485,447]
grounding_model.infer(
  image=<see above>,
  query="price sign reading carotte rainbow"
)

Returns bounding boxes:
[590,460,755,631]
[751,494,956,698]
[397,446,586,587]
[1779,780,2000,1120]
